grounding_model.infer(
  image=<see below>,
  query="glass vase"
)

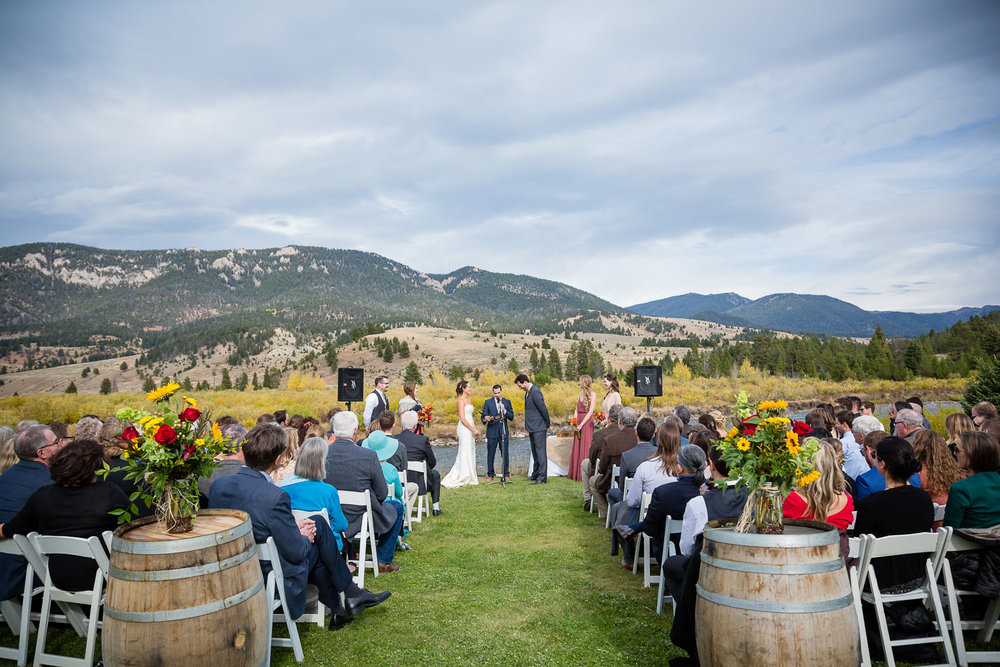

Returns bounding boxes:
[158,477,200,533]
[754,487,784,534]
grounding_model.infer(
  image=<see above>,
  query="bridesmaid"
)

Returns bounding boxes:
[601,373,623,424]
[569,375,597,482]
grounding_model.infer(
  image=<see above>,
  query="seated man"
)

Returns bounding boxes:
[324,411,405,573]
[396,410,443,516]
[362,411,417,519]
[209,423,389,630]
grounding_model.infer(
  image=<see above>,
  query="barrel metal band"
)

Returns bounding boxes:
[109,548,255,582]
[112,520,251,555]
[700,553,844,575]
[696,585,853,614]
[104,578,263,622]
[704,527,837,548]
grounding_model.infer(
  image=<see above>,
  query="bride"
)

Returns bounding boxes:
[442,380,480,488]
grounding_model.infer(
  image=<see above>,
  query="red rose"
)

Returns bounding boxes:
[121,426,140,442]
[792,420,811,436]
[153,424,178,445]
[182,443,196,459]
[178,407,201,422]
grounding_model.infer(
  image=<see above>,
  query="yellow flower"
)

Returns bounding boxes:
[736,437,751,452]
[796,470,821,487]
[183,396,197,407]
[758,400,788,411]
[144,417,163,433]
[727,427,739,439]
[195,438,205,446]
[761,416,791,425]
[121,451,130,459]
[147,382,181,402]
[137,415,152,425]
[212,422,222,441]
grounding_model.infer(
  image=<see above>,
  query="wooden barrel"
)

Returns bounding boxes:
[102,509,268,667]
[695,519,859,666]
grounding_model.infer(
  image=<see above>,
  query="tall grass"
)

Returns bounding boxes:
[0,371,966,435]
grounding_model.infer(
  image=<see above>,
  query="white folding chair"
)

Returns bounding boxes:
[932,503,946,524]
[25,532,109,667]
[938,528,1000,666]
[289,509,329,628]
[0,538,34,667]
[654,518,685,614]
[10,535,89,642]
[407,460,429,523]
[605,465,621,528]
[848,536,873,667]
[854,529,955,667]
[632,492,652,580]
[337,489,379,588]
[257,537,305,665]
[589,458,600,514]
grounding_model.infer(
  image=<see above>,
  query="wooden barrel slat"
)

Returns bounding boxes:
[102,509,268,667]
[695,519,860,666]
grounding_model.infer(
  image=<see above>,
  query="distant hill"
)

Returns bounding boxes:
[629,292,750,318]
[629,291,1000,338]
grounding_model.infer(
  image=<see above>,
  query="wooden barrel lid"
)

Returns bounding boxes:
[112,510,251,554]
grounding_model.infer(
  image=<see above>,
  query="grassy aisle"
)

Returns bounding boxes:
[287,477,679,666]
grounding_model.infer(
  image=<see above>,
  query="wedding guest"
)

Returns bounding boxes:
[971,401,998,430]
[856,432,922,500]
[271,427,299,483]
[397,381,422,416]
[0,440,127,591]
[0,427,15,475]
[853,437,934,587]
[944,430,1000,529]
[945,413,976,457]
[911,429,965,506]
[279,437,349,554]
[782,439,854,531]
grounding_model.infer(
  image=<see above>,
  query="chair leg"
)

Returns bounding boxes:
[34,582,53,667]
[868,575,896,667]
[82,578,102,667]
[977,597,1000,642]
[850,567,871,667]
[943,561,968,667]
[925,560,956,667]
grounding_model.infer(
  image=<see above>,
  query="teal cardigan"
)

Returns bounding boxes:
[944,471,1000,529]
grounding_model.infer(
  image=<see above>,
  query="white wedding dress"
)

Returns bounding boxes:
[442,404,479,488]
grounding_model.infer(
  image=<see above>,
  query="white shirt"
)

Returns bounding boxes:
[841,431,870,480]
[679,480,740,556]
[363,390,386,428]
[627,459,676,508]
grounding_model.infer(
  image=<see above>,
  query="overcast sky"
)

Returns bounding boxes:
[1,1,998,313]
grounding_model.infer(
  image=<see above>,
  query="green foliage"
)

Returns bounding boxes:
[447,365,465,382]
[547,348,563,380]
[507,358,520,374]
[142,376,156,392]
[235,372,249,391]
[99,378,112,395]
[81,367,90,378]
[219,368,233,390]
[64,381,77,394]
[403,361,422,383]
[323,342,338,371]
[963,356,1000,414]
[120,361,129,371]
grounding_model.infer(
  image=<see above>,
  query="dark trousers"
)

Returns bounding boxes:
[486,433,510,477]
[375,499,405,564]
[528,430,547,481]
[304,515,356,615]
[407,468,442,503]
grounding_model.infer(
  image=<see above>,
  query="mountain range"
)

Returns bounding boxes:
[628,292,1000,338]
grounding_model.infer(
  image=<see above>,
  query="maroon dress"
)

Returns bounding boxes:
[568,398,594,482]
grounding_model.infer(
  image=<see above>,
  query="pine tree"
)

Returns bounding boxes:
[99,378,112,394]
[65,381,78,394]
[529,348,540,373]
[219,368,233,390]
[235,372,249,391]
[548,349,563,380]
[403,361,422,383]
[252,372,260,390]
[120,361,129,371]
[142,376,156,392]
[182,376,193,391]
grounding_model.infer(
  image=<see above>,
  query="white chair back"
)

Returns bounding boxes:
[256,537,304,664]
[337,489,379,587]
[406,460,429,522]
[0,538,33,666]
[939,528,1000,666]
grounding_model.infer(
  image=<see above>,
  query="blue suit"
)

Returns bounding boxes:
[481,396,514,477]
[855,467,921,500]
[0,461,53,600]
[209,467,353,619]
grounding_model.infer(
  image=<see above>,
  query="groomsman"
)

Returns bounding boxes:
[363,376,390,430]
[515,374,550,485]
[481,384,514,481]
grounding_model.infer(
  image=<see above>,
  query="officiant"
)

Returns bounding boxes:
[481,384,514,481]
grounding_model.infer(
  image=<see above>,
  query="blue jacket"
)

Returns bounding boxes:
[481,396,514,441]
[855,467,921,500]
[209,467,312,618]
[279,476,348,552]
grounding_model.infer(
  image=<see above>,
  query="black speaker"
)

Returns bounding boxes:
[633,365,662,397]
[337,368,364,402]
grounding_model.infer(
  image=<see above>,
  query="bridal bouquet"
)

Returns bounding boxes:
[569,417,580,439]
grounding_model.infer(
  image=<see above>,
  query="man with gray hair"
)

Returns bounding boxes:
[198,423,249,498]
[590,407,639,519]
[0,424,61,599]
[74,416,103,441]
[582,404,621,512]
[396,410,442,516]
[674,405,693,439]
[894,409,924,443]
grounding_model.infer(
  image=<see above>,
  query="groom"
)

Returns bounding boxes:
[515,374,550,485]
[481,383,514,481]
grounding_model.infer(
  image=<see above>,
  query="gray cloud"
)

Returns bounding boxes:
[1,1,998,313]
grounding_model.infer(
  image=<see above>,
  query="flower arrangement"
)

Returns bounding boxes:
[417,404,434,424]
[716,394,820,533]
[569,417,579,439]
[99,382,232,533]
[594,411,607,428]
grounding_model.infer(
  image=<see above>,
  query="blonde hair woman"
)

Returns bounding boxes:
[0,426,16,474]
[782,439,854,530]
[272,426,300,483]
[945,412,976,453]
[568,375,597,483]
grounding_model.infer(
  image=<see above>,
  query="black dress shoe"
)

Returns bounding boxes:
[530,479,546,485]
[432,509,442,516]
[329,610,353,630]
[345,589,391,615]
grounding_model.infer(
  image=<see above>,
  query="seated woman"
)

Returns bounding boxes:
[0,439,127,591]
[616,444,705,569]
[822,436,858,501]
[945,413,976,458]
[854,437,934,588]
[783,439,854,531]
[611,421,681,565]
[271,427,300,483]
[279,437,349,554]
[911,429,965,508]
[944,430,1000,529]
